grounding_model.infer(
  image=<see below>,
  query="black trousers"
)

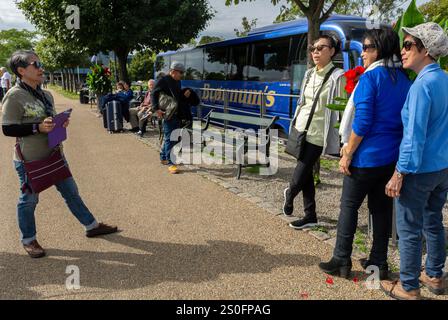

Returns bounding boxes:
[287,141,323,219]
[333,164,395,264]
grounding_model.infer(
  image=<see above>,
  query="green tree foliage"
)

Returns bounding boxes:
[198,36,225,45]
[187,36,225,47]
[335,0,406,23]
[275,0,407,24]
[419,0,448,21]
[226,0,343,65]
[393,0,425,44]
[34,36,90,91]
[0,29,37,68]
[34,36,89,72]
[234,17,258,37]
[128,50,155,82]
[17,0,214,83]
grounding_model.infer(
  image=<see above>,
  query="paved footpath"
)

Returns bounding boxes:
[0,90,391,300]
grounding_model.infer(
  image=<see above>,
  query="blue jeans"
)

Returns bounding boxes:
[14,160,98,245]
[396,168,448,291]
[160,118,179,165]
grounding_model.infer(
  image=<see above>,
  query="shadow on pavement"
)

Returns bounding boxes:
[0,234,320,299]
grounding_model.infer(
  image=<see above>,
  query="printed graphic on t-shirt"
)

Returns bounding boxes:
[23,102,47,120]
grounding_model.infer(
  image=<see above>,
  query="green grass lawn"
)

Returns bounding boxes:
[320,157,339,171]
[48,84,79,101]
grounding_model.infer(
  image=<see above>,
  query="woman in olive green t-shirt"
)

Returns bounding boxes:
[2,50,118,259]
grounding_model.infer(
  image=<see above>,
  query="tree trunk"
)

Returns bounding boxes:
[62,69,67,91]
[71,69,76,93]
[70,69,75,93]
[50,72,54,85]
[306,15,321,68]
[115,48,130,84]
[67,69,71,92]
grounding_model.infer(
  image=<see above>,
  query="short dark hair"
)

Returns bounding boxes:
[363,29,404,82]
[7,50,38,79]
[315,34,341,58]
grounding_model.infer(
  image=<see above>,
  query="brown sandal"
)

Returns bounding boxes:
[380,280,421,300]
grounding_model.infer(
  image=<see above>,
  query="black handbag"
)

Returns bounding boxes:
[286,67,336,160]
[159,88,178,121]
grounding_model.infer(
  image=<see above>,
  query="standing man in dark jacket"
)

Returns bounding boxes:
[151,61,191,174]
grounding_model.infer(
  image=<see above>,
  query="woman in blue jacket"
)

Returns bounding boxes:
[319,29,412,279]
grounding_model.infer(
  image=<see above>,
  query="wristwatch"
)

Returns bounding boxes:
[396,169,406,179]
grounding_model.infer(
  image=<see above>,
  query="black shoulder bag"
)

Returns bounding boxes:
[285,67,336,160]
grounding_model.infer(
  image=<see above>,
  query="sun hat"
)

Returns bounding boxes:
[402,22,448,60]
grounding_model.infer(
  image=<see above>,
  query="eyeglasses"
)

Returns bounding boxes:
[29,61,44,69]
[362,44,376,51]
[308,45,331,53]
[402,41,417,51]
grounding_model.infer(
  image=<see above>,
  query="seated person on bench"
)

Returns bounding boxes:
[129,79,155,136]
[101,81,134,122]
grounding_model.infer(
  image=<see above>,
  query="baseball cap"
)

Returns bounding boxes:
[170,61,185,72]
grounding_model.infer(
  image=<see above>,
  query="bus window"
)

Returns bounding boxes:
[155,56,170,79]
[170,53,185,67]
[291,35,308,94]
[291,63,308,94]
[228,44,249,81]
[204,47,228,80]
[185,49,204,80]
[248,37,291,82]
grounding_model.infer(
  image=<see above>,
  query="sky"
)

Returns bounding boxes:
[0,0,432,39]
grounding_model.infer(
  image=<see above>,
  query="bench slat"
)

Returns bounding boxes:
[209,112,274,127]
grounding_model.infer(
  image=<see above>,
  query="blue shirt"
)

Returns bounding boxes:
[351,66,412,168]
[115,89,134,103]
[397,63,448,174]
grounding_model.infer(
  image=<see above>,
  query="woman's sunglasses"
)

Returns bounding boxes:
[308,45,331,53]
[362,44,376,51]
[402,41,417,51]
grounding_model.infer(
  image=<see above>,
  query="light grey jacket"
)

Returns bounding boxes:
[290,67,345,155]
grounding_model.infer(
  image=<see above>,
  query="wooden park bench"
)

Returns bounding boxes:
[184,110,278,179]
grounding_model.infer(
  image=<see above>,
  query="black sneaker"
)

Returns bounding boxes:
[359,258,389,280]
[319,257,352,279]
[283,188,293,216]
[289,216,318,230]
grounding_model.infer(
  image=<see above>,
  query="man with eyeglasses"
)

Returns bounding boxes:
[151,61,191,174]
[381,23,448,300]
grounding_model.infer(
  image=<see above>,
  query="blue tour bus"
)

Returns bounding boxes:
[154,15,381,138]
